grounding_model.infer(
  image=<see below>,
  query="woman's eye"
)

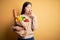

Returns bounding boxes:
[27,7,29,8]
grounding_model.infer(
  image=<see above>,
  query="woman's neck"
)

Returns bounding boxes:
[24,12,29,16]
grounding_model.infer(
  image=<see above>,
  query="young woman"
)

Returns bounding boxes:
[12,2,38,40]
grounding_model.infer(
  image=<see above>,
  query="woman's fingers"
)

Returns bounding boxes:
[13,26,23,31]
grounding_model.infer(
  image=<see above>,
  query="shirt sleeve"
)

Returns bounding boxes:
[32,16,38,31]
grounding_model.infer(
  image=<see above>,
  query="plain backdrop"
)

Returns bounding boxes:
[0,0,60,40]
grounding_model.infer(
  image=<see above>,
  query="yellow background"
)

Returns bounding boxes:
[0,0,60,40]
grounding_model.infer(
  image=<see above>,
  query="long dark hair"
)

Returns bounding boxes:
[21,2,32,15]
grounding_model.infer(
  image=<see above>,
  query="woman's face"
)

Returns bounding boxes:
[24,4,32,14]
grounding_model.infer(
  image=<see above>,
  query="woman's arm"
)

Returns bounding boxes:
[29,12,38,31]
[32,16,38,31]
[12,26,23,32]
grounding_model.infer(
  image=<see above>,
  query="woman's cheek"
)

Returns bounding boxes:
[26,10,29,13]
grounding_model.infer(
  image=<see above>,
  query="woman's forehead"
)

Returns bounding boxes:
[26,4,32,7]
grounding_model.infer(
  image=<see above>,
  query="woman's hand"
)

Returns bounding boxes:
[13,26,23,31]
[29,11,36,19]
